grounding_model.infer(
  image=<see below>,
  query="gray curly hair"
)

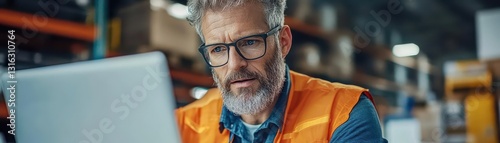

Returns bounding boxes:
[186,0,286,42]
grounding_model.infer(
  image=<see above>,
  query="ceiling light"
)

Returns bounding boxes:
[150,0,166,10]
[167,3,189,19]
[392,43,420,57]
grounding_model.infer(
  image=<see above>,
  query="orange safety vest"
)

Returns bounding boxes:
[175,71,374,143]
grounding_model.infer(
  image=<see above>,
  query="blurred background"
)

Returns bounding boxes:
[0,0,500,142]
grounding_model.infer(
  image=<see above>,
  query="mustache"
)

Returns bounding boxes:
[223,69,260,88]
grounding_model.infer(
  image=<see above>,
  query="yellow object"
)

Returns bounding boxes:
[109,18,121,51]
[445,60,492,97]
[445,60,499,143]
[175,71,373,142]
[465,93,499,143]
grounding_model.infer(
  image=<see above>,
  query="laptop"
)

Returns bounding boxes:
[1,52,181,143]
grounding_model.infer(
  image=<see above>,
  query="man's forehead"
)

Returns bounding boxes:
[200,4,268,44]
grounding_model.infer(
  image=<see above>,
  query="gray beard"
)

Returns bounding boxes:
[212,47,286,115]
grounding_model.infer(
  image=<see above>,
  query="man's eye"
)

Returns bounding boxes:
[245,40,255,46]
[211,46,226,53]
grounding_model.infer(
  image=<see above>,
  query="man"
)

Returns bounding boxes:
[176,0,387,142]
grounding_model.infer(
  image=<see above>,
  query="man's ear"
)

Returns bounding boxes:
[279,25,292,58]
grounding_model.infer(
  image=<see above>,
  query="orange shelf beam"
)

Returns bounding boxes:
[0,9,96,42]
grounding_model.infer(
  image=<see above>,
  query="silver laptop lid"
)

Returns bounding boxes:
[2,52,181,143]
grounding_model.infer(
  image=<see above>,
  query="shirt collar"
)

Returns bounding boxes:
[219,65,291,133]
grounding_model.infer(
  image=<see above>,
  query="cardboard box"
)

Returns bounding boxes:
[117,1,200,59]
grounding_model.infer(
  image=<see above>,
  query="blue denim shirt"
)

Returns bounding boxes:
[219,66,387,143]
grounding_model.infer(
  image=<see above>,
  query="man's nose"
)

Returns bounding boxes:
[226,46,248,70]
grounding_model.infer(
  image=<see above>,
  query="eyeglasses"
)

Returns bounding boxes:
[198,25,282,67]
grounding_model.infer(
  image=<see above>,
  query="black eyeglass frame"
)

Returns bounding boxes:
[198,25,282,67]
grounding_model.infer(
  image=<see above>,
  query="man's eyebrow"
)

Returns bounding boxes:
[206,29,267,44]
[234,31,266,39]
